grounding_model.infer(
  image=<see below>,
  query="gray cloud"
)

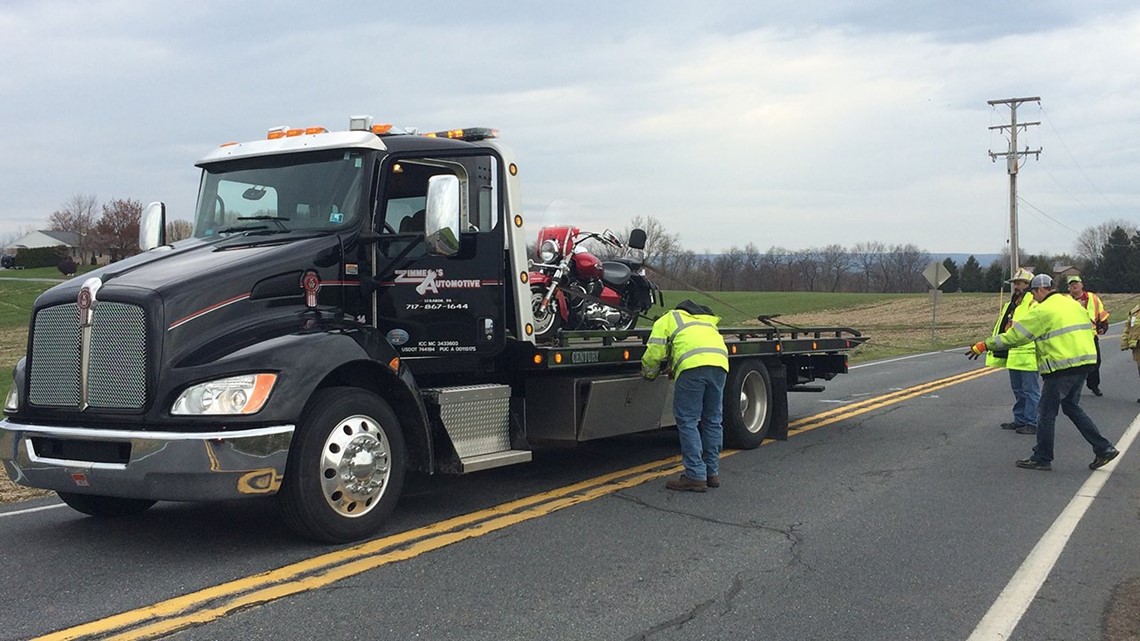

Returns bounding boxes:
[1,0,1137,256]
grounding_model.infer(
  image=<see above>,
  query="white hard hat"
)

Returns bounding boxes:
[1007,268,1034,284]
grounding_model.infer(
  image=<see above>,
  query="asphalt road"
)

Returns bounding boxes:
[2,338,1138,641]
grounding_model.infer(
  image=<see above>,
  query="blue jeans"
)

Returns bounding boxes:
[1009,369,1040,427]
[672,366,727,481]
[1031,369,1114,464]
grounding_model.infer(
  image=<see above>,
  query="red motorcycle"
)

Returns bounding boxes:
[528,225,661,342]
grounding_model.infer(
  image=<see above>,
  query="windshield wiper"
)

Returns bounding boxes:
[238,215,290,231]
[216,215,293,235]
[216,224,269,234]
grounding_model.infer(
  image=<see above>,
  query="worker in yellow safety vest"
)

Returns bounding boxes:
[1121,302,1140,404]
[1066,275,1109,396]
[642,299,729,492]
[986,268,1040,434]
[967,274,1119,471]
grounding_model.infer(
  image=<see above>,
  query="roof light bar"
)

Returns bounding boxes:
[348,115,373,131]
[267,125,327,140]
[423,127,498,141]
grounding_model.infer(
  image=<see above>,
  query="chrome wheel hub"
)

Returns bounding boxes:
[531,291,556,334]
[739,371,769,434]
[320,414,391,518]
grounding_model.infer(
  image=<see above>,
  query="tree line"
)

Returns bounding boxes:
[43,194,192,265]
[609,217,1139,294]
[34,198,1140,293]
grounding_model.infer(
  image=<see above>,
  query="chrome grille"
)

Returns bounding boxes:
[89,304,147,408]
[28,306,81,407]
[28,302,148,410]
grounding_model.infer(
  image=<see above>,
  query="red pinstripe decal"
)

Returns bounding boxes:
[166,282,358,331]
[167,293,251,330]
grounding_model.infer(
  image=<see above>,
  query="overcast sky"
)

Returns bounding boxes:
[2,0,1137,256]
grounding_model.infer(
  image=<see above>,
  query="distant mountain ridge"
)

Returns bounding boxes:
[934,253,1002,267]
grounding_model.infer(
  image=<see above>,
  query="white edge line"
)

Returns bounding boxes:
[850,348,961,369]
[966,411,1140,641]
[0,503,65,518]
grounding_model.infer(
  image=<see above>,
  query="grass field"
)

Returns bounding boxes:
[663,289,1140,362]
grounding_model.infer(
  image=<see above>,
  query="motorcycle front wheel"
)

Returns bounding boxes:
[531,286,562,342]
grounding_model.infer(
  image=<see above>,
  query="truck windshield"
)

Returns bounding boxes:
[194,150,368,238]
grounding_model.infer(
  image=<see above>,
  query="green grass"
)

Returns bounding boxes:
[658,290,917,325]
[0,265,95,280]
[0,279,60,393]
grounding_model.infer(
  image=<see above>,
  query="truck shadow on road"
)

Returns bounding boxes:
[17,430,683,554]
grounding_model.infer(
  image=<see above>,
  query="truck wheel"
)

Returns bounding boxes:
[531,286,562,342]
[722,361,772,449]
[57,492,156,517]
[280,387,406,543]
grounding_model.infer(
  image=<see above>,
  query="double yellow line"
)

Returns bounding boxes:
[787,367,997,433]
[35,366,999,641]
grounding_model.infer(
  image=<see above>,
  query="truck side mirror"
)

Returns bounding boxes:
[424,175,461,257]
[139,202,167,251]
[628,228,647,251]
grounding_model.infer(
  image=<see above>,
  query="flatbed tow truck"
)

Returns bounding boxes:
[0,118,865,542]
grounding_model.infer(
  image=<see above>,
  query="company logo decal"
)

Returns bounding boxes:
[386,328,410,345]
[301,271,321,308]
[392,269,484,296]
[77,277,102,327]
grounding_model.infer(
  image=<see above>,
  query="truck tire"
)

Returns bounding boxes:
[280,387,406,543]
[531,286,562,342]
[722,360,772,449]
[57,492,156,517]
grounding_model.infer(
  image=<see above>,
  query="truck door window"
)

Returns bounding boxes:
[375,155,499,237]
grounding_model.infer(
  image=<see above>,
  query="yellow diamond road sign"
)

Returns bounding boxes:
[923,261,950,288]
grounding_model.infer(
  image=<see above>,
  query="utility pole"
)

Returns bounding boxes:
[987,97,1042,279]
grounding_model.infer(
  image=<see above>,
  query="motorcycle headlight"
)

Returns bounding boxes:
[172,374,277,416]
[4,385,17,413]
[539,239,559,263]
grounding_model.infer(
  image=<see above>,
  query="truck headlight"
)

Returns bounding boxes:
[538,239,558,263]
[4,385,17,413]
[172,374,277,416]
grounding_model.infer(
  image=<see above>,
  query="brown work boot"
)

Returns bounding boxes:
[706,474,720,488]
[665,474,707,492]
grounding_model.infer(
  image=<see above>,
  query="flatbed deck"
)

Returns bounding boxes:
[513,326,867,370]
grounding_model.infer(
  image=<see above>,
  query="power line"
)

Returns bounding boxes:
[1040,105,1119,212]
[1016,196,1079,234]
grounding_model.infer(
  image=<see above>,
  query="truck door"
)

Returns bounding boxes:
[371,152,506,362]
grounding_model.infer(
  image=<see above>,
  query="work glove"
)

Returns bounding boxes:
[965,342,986,360]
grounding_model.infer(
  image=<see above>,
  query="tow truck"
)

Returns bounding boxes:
[0,118,865,542]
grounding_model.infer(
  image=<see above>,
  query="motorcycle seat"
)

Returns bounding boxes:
[602,261,632,287]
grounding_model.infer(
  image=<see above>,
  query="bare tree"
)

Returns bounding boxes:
[607,215,688,288]
[760,247,792,291]
[49,194,99,264]
[819,243,853,292]
[166,219,193,242]
[1075,219,1139,265]
[791,248,823,292]
[711,247,746,291]
[740,243,763,291]
[852,241,885,293]
[93,198,143,262]
[885,243,930,293]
